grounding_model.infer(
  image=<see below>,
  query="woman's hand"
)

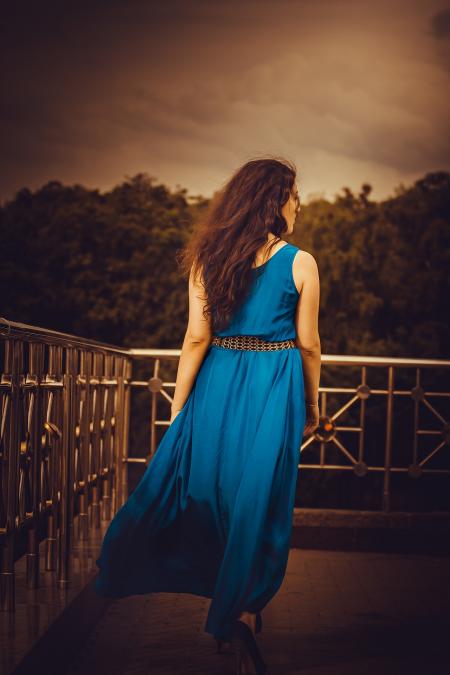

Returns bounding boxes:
[303,403,319,436]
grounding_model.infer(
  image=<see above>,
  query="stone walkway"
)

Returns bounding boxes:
[60,548,450,675]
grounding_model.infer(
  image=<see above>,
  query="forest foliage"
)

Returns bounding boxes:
[1,171,449,359]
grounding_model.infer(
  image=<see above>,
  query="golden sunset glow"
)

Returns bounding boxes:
[1,0,449,204]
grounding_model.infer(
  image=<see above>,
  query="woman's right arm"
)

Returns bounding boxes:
[293,250,321,435]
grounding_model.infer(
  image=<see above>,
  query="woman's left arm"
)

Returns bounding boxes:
[170,264,212,421]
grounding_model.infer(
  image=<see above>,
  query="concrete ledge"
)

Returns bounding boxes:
[291,508,450,554]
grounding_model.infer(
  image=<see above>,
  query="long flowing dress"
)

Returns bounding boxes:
[94,241,306,642]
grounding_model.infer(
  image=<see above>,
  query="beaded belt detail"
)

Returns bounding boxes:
[211,334,296,351]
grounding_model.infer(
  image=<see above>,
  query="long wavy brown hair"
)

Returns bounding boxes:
[177,156,298,332]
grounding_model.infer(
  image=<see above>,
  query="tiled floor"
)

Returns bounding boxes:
[0,520,105,675]
[61,548,450,675]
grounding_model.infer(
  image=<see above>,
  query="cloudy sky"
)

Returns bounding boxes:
[1,0,449,204]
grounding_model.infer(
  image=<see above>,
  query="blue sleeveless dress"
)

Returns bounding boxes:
[94,242,306,642]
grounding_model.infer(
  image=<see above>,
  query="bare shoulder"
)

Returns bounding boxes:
[292,249,319,294]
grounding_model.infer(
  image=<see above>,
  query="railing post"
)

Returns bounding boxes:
[150,358,160,458]
[57,346,77,588]
[91,352,102,529]
[122,358,132,502]
[113,356,129,511]
[0,339,22,611]
[78,350,92,541]
[382,365,395,512]
[45,344,63,573]
[101,354,114,521]
[26,342,44,589]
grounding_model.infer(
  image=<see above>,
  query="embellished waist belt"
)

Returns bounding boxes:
[211,334,297,351]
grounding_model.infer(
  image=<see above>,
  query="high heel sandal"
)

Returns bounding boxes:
[230,619,267,674]
[216,611,262,653]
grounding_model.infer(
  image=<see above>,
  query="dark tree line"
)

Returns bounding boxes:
[1,170,449,359]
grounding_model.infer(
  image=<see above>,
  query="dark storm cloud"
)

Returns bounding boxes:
[429,6,450,74]
[1,0,449,203]
[431,7,450,39]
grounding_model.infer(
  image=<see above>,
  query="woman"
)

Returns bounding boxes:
[95,157,321,675]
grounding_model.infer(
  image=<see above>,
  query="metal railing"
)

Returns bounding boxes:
[1,317,449,612]
[133,349,450,513]
[0,318,132,612]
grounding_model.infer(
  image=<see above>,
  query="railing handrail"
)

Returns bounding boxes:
[0,317,129,355]
[2,317,449,369]
[129,348,450,368]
